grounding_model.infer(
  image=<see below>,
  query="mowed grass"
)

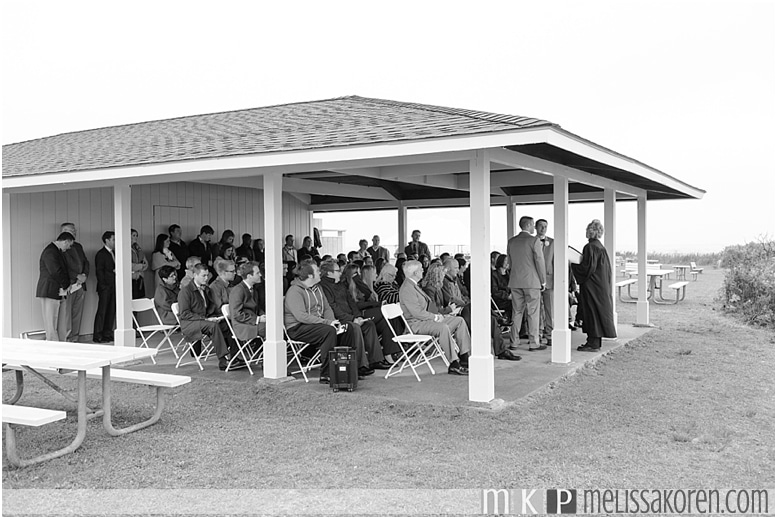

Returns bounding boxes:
[2,268,774,490]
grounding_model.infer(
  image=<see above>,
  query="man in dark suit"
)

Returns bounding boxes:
[235,233,255,262]
[507,216,546,351]
[228,261,266,345]
[367,235,390,264]
[187,225,215,272]
[60,223,89,342]
[93,231,116,343]
[536,219,555,346]
[36,231,75,341]
[398,260,470,375]
[403,229,431,260]
[167,224,188,281]
[178,263,236,370]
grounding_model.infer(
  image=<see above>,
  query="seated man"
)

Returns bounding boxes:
[179,256,201,289]
[284,262,373,384]
[399,260,471,375]
[178,264,239,371]
[209,258,236,307]
[229,261,266,351]
[318,260,392,370]
[154,265,180,325]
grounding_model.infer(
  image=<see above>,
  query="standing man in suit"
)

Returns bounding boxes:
[235,233,255,261]
[178,264,238,371]
[507,216,547,352]
[399,260,470,375]
[188,225,215,272]
[36,231,75,341]
[536,219,555,346]
[367,235,390,264]
[403,230,431,260]
[167,224,188,281]
[60,223,89,342]
[93,231,116,343]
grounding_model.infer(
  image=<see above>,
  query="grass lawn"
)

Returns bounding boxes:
[3,268,774,492]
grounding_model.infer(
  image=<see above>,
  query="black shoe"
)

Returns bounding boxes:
[358,374,366,380]
[319,376,330,385]
[569,323,577,331]
[546,339,552,347]
[497,351,522,361]
[447,365,469,376]
[519,334,529,340]
[528,344,548,351]
[92,336,105,343]
[358,366,375,376]
[577,345,600,352]
[370,360,392,370]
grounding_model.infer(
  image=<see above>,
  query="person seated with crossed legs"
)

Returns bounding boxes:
[228,260,266,357]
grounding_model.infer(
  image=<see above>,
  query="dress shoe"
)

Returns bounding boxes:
[92,336,105,343]
[370,360,392,370]
[569,322,577,331]
[319,376,330,384]
[447,365,468,375]
[528,344,547,352]
[358,374,366,380]
[545,339,552,347]
[497,351,522,361]
[358,366,375,376]
[519,334,529,340]
[577,344,600,352]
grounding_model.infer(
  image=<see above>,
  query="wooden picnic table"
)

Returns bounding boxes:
[2,339,157,466]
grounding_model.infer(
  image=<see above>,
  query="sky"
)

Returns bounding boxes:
[2,0,774,254]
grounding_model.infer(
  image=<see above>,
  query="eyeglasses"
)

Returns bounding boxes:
[226,269,236,274]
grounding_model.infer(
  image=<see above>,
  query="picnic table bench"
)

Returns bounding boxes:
[2,404,67,468]
[2,338,190,467]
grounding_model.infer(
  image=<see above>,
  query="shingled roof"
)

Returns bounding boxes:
[2,96,555,178]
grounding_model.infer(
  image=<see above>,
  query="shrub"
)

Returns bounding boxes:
[717,238,775,328]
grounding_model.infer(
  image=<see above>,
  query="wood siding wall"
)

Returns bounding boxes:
[7,181,310,339]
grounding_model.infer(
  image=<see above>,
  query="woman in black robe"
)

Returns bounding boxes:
[571,219,617,351]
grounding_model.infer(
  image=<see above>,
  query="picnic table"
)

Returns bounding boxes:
[619,269,675,302]
[673,265,690,280]
[1,339,187,467]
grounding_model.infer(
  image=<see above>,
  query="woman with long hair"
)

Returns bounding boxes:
[420,263,455,315]
[394,257,406,286]
[212,229,235,259]
[359,264,379,302]
[151,233,182,278]
[491,253,512,318]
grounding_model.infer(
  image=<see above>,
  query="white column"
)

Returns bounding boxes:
[308,210,314,240]
[506,196,516,242]
[2,193,12,338]
[264,173,286,378]
[397,202,407,258]
[552,176,571,363]
[636,194,649,325]
[604,188,618,332]
[468,149,495,403]
[113,184,134,347]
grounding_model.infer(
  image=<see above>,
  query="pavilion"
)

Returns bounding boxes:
[1,95,705,402]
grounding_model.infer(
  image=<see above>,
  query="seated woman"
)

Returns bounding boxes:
[420,263,457,315]
[375,264,401,304]
[491,254,512,320]
[153,265,180,325]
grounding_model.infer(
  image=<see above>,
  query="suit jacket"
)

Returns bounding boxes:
[36,242,70,299]
[404,240,431,259]
[442,275,468,307]
[228,281,264,341]
[399,279,437,324]
[209,277,231,307]
[95,247,116,292]
[507,231,546,289]
[63,241,89,291]
[187,238,212,266]
[235,244,254,261]
[367,245,390,263]
[538,236,555,289]
[177,280,220,340]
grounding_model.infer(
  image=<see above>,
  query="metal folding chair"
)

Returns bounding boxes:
[220,304,264,374]
[171,303,214,370]
[131,298,181,362]
[283,325,321,383]
[380,303,446,382]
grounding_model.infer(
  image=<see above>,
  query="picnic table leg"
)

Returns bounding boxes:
[101,366,165,436]
[4,371,88,468]
[6,369,24,404]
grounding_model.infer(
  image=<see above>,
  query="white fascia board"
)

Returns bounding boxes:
[547,128,705,199]
[489,147,646,198]
[2,129,548,192]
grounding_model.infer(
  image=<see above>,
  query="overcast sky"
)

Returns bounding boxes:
[2,0,774,254]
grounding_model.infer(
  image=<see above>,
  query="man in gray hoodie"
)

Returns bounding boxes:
[284,261,372,384]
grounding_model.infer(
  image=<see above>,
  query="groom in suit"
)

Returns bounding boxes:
[536,219,555,346]
[228,261,267,344]
[93,231,116,343]
[507,216,547,351]
[398,260,470,375]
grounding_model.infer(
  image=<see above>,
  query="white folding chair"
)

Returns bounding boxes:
[221,304,264,375]
[283,325,321,383]
[380,303,446,382]
[131,298,181,362]
[171,302,214,370]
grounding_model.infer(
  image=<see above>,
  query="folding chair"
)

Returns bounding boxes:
[131,298,181,362]
[220,304,264,374]
[380,303,446,382]
[283,325,321,383]
[171,303,214,370]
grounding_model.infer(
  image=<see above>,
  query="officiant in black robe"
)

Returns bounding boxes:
[571,220,617,351]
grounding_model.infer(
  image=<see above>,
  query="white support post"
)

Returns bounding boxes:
[604,188,618,332]
[397,202,407,258]
[113,184,134,347]
[308,210,314,240]
[506,196,516,242]
[2,193,12,338]
[264,172,286,378]
[636,194,649,325]
[552,176,571,363]
[468,149,495,403]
